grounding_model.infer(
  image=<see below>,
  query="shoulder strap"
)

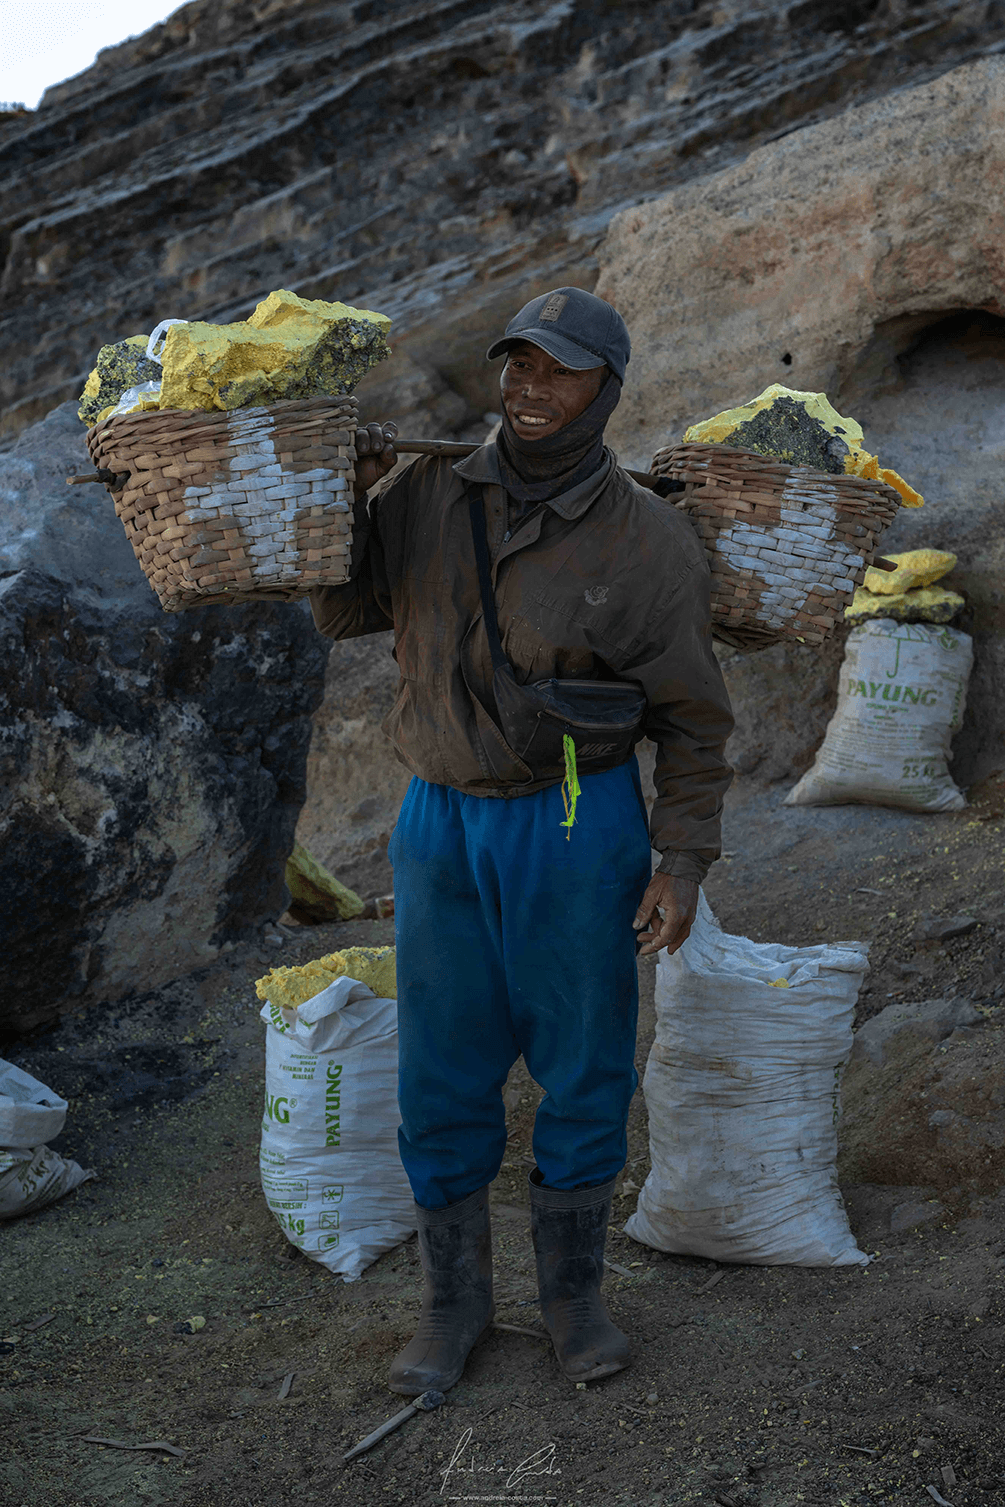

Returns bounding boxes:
[465,483,509,673]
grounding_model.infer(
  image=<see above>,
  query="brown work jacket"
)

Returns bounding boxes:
[310,444,734,882]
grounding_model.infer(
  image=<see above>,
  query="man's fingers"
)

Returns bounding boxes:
[638,908,695,958]
[357,421,398,456]
[633,876,662,930]
[637,914,672,957]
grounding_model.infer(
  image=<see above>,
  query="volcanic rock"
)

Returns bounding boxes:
[0,403,329,1036]
[913,915,981,945]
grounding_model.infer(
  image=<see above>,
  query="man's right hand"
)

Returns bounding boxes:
[354,421,399,498]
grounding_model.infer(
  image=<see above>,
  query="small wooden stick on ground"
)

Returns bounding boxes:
[343,1389,445,1463]
[80,1437,186,1458]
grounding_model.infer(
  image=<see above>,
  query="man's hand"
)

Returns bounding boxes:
[633,874,699,958]
[354,421,398,498]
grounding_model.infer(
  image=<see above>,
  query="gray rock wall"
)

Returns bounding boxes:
[597,57,1005,789]
[3,0,1003,441]
[0,405,329,1036]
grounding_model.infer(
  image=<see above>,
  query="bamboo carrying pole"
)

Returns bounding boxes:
[66,439,899,570]
[65,438,663,491]
[395,439,680,498]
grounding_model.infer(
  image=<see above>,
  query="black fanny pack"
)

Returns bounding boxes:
[467,485,646,779]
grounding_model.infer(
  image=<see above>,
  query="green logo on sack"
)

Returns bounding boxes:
[325,1062,343,1147]
[264,1093,291,1124]
[846,678,937,706]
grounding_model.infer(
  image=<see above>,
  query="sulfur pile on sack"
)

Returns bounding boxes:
[78,289,391,424]
[684,384,923,508]
[786,617,973,812]
[257,946,413,1281]
[845,548,964,624]
[256,945,397,1007]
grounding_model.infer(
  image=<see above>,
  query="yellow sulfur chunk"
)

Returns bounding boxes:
[255,946,397,1009]
[768,978,791,988]
[284,841,364,923]
[78,334,161,424]
[684,384,924,504]
[686,384,869,463]
[158,290,391,411]
[855,454,924,508]
[863,549,957,596]
[846,582,965,625]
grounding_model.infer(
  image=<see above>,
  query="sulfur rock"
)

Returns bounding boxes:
[78,335,162,425]
[863,548,957,596]
[845,583,965,624]
[255,946,397,1009]
[684,384,923,506]
[158,290,391,412]
[284,840,364,923]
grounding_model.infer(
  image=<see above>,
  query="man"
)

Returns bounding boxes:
[310,287,733,1394]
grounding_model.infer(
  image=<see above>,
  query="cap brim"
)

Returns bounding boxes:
[485,330,606,369]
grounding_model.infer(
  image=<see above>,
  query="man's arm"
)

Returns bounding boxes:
[309,422,399,641]
[618,552,734,956]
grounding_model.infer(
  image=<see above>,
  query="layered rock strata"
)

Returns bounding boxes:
[3,0,1004,439]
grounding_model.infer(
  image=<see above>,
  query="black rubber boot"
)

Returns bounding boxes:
[388,1185,495,1396]
[529,1173,631,1383]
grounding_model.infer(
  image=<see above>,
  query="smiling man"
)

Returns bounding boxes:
[310,287,733,1395]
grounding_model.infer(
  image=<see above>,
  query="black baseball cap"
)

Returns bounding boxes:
[486,287,631,382]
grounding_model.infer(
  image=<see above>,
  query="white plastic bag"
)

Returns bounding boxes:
[785,619,973,812]
[259,976,415,1281]
[109,380,160,416]
[0,1060,95,1219]
[626,894,869,1266]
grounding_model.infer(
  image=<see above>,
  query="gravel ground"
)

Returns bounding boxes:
[2,783,1004,1507]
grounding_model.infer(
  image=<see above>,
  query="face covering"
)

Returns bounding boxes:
[494,369,622,506]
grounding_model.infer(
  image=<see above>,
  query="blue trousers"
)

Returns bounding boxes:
[389,760,652,1209]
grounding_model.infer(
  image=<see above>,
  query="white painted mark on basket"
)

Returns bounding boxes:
[716,496,844,629]
[223,410,292,584]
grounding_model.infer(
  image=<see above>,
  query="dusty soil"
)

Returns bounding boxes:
[3,783,1005,1507]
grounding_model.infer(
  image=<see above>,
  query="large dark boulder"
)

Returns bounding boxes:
[0,403,330,1037]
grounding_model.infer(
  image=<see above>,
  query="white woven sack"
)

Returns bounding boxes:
[0,1060,95,1219]
[259,976,415,1281]
[0,1145,95,1219]
[626,894,869,1266]
[0,1059,68,1146]
[785,619,973,812]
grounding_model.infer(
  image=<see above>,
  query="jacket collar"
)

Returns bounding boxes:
[452,442,616,520]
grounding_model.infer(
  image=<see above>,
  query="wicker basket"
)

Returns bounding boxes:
[86,396,358,611]
[649,442,902,651]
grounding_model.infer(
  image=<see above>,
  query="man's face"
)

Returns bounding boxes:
[500,340,607,442]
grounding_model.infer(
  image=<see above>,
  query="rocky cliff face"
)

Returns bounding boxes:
[2,0,1003,439]
[0,405,329,1036]
[599,56,1005,789]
